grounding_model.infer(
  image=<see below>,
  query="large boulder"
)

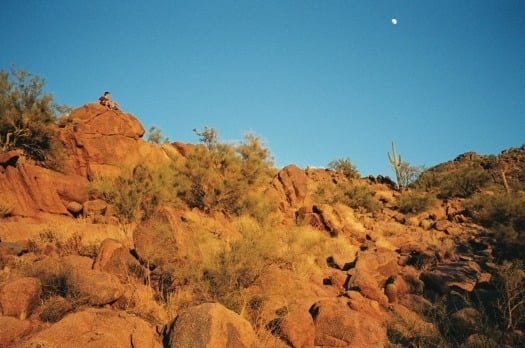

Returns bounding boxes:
[31,256,123,306]
[0,160,88,216]
[309,298,387,347]
[267,305,315,348]
[268,165,312,214]
[0,277,42,319]
[0,316,31,347]
[420,261,482,294]
[164,302,258,348]
[57,103,174,178]
[21,308,162,348]
[93,238,145,282]
[72,269,124,306]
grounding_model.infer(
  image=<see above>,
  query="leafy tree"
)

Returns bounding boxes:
[0,67,67,167]
[327,158,360,179]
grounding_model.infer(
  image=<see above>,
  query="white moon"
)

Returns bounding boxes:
[391,18,398,25]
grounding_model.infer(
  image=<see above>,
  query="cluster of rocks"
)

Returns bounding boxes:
[0,103,516,347]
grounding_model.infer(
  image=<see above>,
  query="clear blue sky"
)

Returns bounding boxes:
[2,1,524,176]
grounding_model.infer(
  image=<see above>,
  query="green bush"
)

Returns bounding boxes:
[0,68,68,168]
[327,158,360,179]
[179,128,275,216]
[397,190,439,214]
[417,166,491,198]
[164,216,282,314]
[465,192,525,260]
[89,163,184,223]
[343,184,382,212]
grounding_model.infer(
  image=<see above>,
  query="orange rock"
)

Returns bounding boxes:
[0,277,42,319]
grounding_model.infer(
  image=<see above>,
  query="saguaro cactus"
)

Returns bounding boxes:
[388,141,403,190]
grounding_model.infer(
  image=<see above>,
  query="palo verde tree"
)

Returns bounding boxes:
[181,127,275,217]
[0,67,68,167]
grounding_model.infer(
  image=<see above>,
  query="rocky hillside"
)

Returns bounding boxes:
[0,104,523,347]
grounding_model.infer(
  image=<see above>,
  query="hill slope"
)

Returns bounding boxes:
[0,104,523,347]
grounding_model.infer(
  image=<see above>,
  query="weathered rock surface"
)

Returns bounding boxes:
[267,306,315,348]
[0,161,88,216]
[0,103,190,218]
[72,269,124,306]
[57,103,173,178]
[420,260,482,294]
[165,302,258,348]
[0,277,41,319]
[309,298,387,347]
[20,308,162,348]
[93,238,144,282]
[0,316,31,347]
[269,164,312,214]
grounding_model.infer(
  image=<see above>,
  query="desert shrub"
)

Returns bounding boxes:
[27,260,86,308]
[163,215,282,315]
[493,260,525,332]
[313,181,381,212]
[200,217,279,312]
[343,184,382,212]
[327,158,360,179]
[90,163,184,223]
[387,306,442,347]
[55,232,98,258]
[465,192,525,260]
[397,190,439,214]
[312,181,347,205]
[417,166,491,198]
[39,296,74,322]
[0,67,68,168]
[234,190,281,227]
[179,128,275,216]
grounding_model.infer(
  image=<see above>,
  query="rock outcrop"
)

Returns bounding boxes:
[57,103,172,178]
[164,303,258,348]
[0,103,189,218]
[20,308,162,348]
[0,101,521,347]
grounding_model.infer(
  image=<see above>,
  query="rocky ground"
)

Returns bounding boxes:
[0,103,522,347]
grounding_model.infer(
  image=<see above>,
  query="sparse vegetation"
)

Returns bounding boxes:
[313,180,382,212]
[397,190,439,214]
[494,260,525,332]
